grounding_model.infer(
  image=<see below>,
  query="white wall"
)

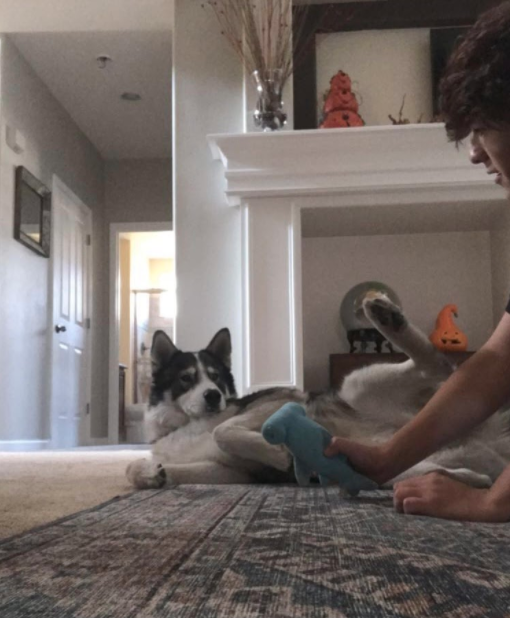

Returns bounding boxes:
[316,29,433,127]
[0,36,107,443]
[105,159,172,224]
[302,231,494,392]
[490,209,510,323]
[173,0,244,386]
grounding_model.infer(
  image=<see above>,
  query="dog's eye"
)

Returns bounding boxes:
[180,374,194,385]
[208,370,219,382]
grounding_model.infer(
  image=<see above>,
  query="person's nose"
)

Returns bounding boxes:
[469,133,489,165]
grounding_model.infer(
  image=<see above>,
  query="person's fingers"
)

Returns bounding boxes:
[324,436,351,457]
[402,497,429,515]
[393,480,423,512]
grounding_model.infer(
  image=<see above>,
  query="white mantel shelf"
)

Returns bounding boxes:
[208,124,501,207]
[207,124,503,395]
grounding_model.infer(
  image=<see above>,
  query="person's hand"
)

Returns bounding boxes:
[393,472,507,522]
[324,437,390,485]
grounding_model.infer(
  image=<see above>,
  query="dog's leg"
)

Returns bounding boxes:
[160,462,252,485]
[126,458,167,490]
[389,461,492,488]
[213,405,292,472]
[126,458,252,488]
[363,295,453,375]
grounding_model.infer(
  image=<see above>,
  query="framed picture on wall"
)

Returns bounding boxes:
[13,166,52,258]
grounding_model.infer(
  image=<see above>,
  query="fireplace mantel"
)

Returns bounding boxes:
[207,125,502,395]
[208,124,502,207]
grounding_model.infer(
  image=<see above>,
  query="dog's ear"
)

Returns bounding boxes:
[151,330,179,372]
[205,328,232,369]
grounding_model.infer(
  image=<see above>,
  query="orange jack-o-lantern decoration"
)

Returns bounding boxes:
[429,304,468,352]
[329,70,352,92]
[320,70,365,129]
[324,89,359,115]
[321,110,365,129]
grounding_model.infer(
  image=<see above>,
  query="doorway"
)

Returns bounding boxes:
[109,223,174,444]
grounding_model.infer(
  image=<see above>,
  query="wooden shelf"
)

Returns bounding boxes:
[330,351,475,388]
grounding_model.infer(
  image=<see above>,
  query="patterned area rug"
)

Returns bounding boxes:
[1,486,510,618]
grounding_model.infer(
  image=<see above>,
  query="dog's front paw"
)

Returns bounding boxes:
[268,445,292,472]
[363,294,407,333]
[126,459,167,490]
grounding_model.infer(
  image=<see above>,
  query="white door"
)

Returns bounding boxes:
[50,178,92,448]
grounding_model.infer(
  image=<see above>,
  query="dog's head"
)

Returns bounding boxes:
[149,328,237,421]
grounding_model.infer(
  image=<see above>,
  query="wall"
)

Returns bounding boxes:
[490,209,510,324]
[316,29,433,127]
[105,158,172,224]
[173,0,244,385]
[0,35,107,443]
[302,231,494,392]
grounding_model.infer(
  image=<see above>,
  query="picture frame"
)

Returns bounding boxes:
[293,0,500,130]
[13,166,52,258]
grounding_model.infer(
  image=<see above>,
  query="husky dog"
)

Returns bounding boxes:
[127,295,510,490]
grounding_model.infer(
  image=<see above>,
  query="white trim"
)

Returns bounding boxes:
[49,175,93,449]
[108,221,172,445]
[0,440,51,452]
[208,124,502,207]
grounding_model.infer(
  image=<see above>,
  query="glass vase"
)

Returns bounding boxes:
[252,69,287,132]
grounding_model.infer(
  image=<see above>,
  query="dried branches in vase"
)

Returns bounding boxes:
[202,0,312,131]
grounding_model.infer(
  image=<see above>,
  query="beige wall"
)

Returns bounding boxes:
[316,29,433,126]
[0,35,107,443]
[173,0,244,381]
[105,158,172,225]
[150,258,173,288]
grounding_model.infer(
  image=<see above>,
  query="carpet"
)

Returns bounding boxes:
[0,450,147,539]
[1,485,510,618]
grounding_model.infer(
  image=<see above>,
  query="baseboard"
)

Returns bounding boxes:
[85,438,110,447]
[0,440,51,452]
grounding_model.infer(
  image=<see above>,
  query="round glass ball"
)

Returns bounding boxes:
[340,281,402,332]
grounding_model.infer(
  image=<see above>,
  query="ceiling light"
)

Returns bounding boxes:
[121,92,142,102]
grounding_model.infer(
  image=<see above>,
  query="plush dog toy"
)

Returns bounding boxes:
[262,402,378,496]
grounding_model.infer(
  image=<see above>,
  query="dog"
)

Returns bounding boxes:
[127,295,510,490]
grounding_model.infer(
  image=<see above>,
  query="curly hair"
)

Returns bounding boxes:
[440,1,510,142]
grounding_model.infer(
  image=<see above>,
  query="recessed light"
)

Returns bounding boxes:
[96,55,113,69]
[121,92,142,102]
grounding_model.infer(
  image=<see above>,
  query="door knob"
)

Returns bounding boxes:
[55,325,67,333]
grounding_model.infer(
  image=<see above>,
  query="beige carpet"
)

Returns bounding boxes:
[0,449,149,539]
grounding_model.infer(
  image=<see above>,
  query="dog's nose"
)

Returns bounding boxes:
[204,389,221,409]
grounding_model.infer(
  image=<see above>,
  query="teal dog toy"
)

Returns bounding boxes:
[262,402,378,496]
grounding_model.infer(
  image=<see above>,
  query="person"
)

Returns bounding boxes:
[325,1,510,523]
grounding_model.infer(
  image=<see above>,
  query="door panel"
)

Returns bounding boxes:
[51,179,92,448]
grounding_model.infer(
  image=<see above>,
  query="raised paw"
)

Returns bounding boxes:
[362,294,407,333]
[126,458,167,490]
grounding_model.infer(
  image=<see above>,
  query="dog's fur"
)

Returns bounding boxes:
[127,295,510,490]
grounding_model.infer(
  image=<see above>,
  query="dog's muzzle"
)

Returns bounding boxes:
[204,389,222,412]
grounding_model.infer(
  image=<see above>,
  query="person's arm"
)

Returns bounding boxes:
[325,312,510,485]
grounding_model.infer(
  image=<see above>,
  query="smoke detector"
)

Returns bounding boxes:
[96,55,113,69]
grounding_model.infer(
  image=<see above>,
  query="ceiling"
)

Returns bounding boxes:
[0,0,173,33]
[9,31,172,160]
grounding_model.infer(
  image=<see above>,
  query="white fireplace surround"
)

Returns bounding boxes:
[208,124,502,395]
